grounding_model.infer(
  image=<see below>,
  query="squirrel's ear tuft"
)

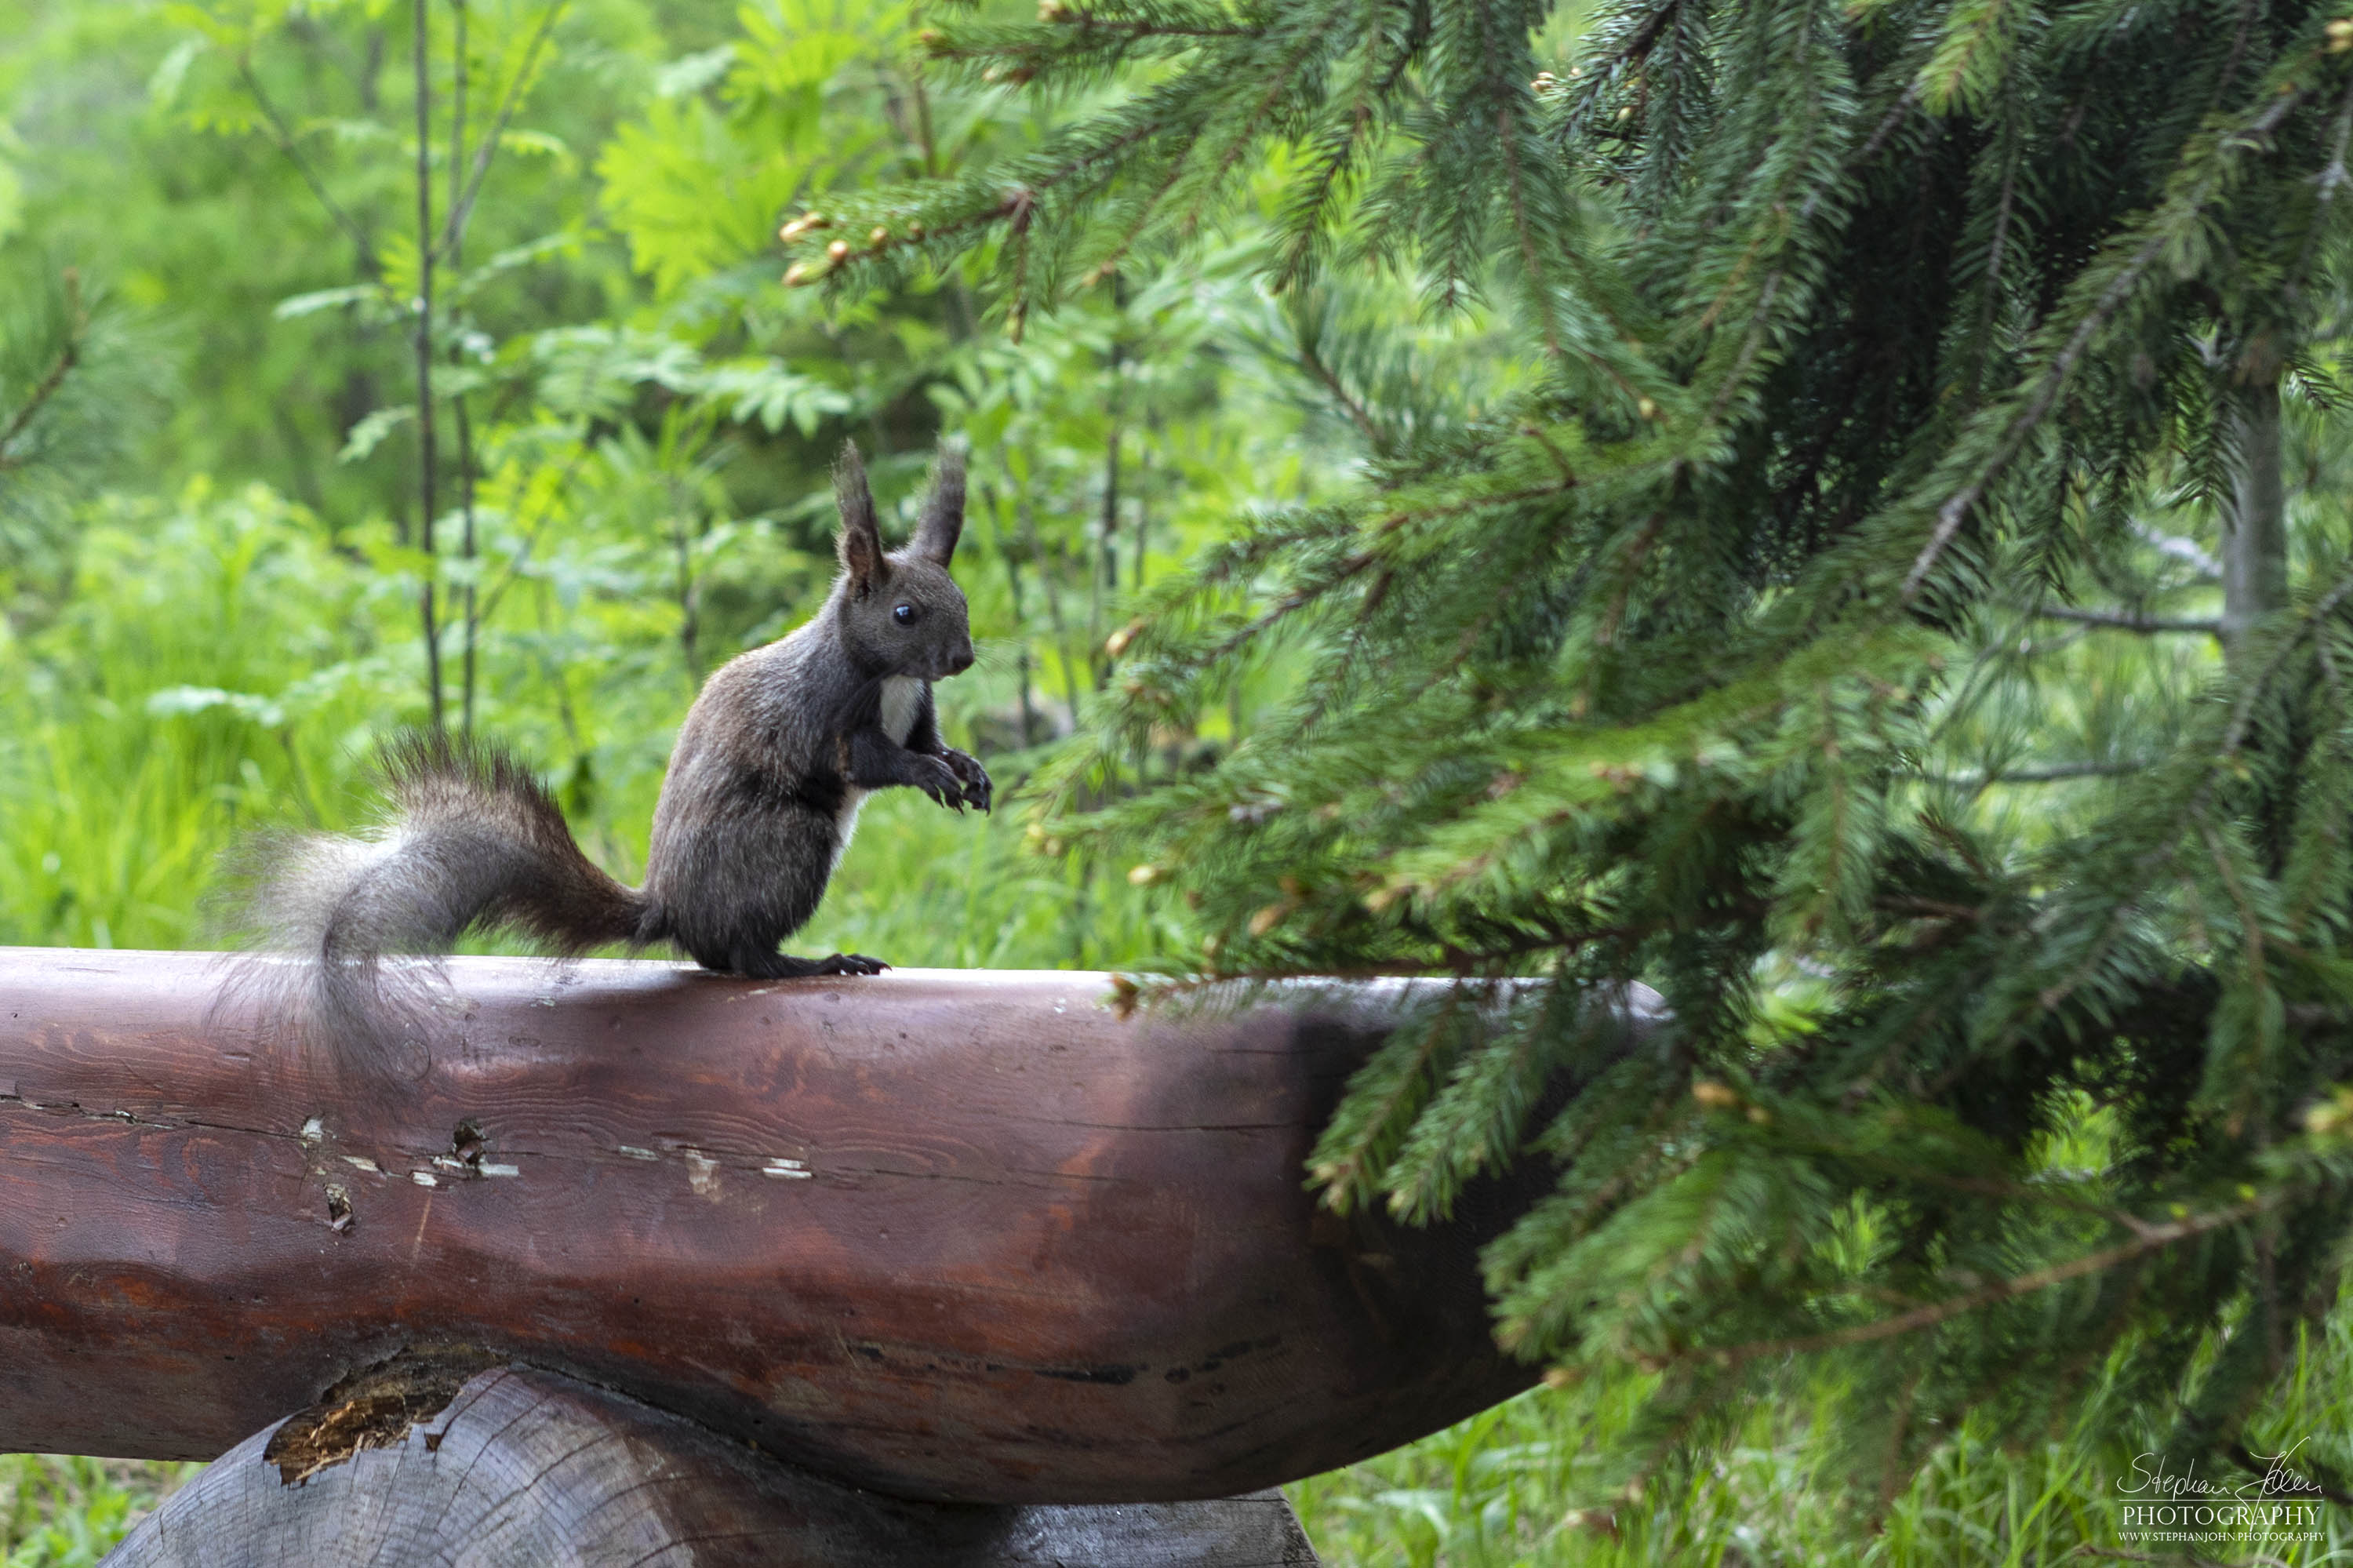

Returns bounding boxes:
[834,441,887,593]
[911,438,967,566]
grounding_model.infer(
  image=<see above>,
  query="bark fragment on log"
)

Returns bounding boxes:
[0,949,1653,1502]
[105,1365,1321,1566]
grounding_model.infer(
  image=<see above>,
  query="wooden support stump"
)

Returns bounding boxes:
[105,1362,1320,1566]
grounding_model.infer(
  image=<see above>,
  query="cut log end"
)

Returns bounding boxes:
[106,1365,1322,1567]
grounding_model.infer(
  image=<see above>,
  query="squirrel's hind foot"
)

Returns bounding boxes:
[723,949,889,980]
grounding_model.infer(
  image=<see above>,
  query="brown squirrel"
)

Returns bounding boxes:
[240,441,991,1068]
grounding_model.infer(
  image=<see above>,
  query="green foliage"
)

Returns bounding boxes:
[20,0,2353,1554]
[0,0,1337,974]
[0,261,151,617]
[1290,1265,2353,1565]
[854,0,2353,1527]
[0,1457,197,1567]
[0,483,376,950]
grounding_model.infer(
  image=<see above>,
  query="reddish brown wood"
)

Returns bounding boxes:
[107,1365,1322,1566]
[0,949,1650,1503]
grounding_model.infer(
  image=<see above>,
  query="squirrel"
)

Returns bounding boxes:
[236,440,991,1069]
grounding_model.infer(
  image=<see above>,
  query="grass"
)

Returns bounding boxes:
[0,1459,198,1567]
[1281,1296,2353,1566]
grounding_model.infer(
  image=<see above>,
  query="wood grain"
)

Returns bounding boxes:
[0,949,1655,1502]
[105,1366,1323,1566]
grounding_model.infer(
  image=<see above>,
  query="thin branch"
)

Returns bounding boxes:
[2286,71,2353,306]
[2029,604,2224,637]
[1554,0,1686,137]
[1093,282,1125,692]
[1705,1192,2275,1368]
[1291,328,1384,451]
[1916,760,2152,789]
[1962,111,2021,404]
[1987,553,2353,1049]
[1817,1147,2166,1239]
[1699,81,1920,434]
[435,0,567,264]
[237,60,380,276]
[1136,920,1660,998]
[1271,21,1414,292]
[0,274,85,469]
[449,0,482,738]
[1903,88,2307,600]
[1489,20,1559,363]
[415,0,445,731]
[986,15,1257,45]
[1193,480,1579,667]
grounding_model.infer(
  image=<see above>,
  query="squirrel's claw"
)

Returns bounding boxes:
[913,755,966,810]
[941,747,994,813]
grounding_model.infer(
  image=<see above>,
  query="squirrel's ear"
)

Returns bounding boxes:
[834,442,887,594]
[911,439,967,566]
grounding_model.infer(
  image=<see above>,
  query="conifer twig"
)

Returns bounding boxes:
[1916,761,2150,789]
[1707,1191,2277,1367]
[1290,330,1384,451]
[2028,605,2224,637]
[2289,70,2353,304]
[0,274,84,471]
[1903,87,2307,601]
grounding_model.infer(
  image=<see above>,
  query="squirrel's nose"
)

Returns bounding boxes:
[947,645,975,675]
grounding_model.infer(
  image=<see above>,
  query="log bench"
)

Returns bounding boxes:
[0,949,1652,1563]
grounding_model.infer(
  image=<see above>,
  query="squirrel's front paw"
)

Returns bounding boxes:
[911,754,967,812]
[941,747,993,813]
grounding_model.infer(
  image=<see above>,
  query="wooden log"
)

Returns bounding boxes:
[0,948,1653,1503]
[105,1363,1322,1566]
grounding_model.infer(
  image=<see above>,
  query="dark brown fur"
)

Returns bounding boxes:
[235,442,990,1079]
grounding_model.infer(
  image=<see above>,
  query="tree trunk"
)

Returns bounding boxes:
[106,1363,1319,1566]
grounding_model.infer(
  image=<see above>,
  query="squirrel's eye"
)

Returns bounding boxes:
[893,602,917,624]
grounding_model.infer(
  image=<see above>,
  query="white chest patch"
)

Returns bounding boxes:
[834,677,928,861]
[879,675,924,745]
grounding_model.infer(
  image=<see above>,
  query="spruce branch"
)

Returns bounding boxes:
[1691,71,1914,435]
[1082,8,1347,282]
[1192,479,1579,664]
[1975,558,2353,1054]
[1917,761,2153,788]
[2286,66,2353,306]
[2028,605,2226,637]
[892,0,2353,1505]
[1271,16,1424,291]
[1902,84,2309,601]
[0,274,84,473]
[1706,1191,2279,1369]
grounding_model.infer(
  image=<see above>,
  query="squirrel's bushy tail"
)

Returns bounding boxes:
[225,733,658,1079]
